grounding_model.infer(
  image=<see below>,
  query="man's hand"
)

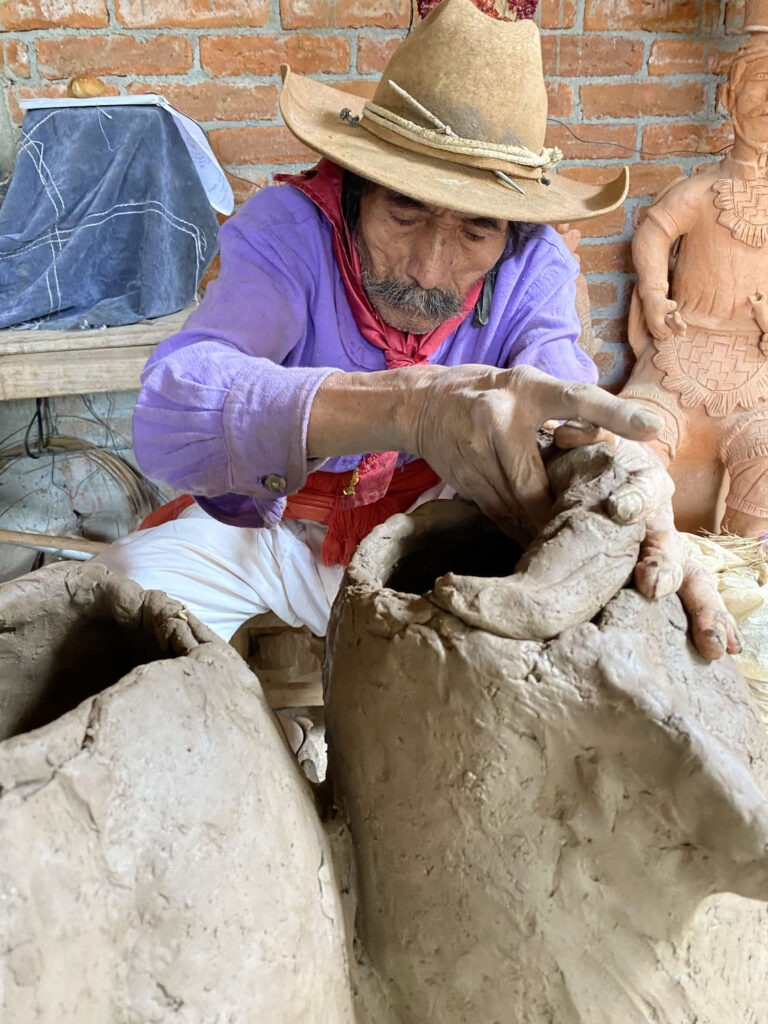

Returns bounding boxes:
[408,364,664,533]
[310,363,664,530]
[555,423,742,662]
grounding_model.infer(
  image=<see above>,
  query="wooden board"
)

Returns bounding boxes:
[0,306,194,399]
[0,528,106,555]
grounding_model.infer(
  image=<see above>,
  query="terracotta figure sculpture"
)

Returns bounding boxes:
[621,0,768,536]
[2,443,767,1022]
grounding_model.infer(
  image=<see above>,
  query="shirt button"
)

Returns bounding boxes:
[263,473,287,494]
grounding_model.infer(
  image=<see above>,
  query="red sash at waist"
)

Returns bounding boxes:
[285,458,440,567]
[138,459,440,568]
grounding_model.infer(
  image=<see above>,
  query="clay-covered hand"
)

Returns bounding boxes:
[554,424,741,661]
[677,560,742,660]
[642,291,687,341]
[410,364,664,533]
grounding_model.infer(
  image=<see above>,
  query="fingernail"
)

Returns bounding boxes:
[705,626,726,650]
[614,492,643,522]
[655,568,676,598]
[565,418,599,433]
[630,409,663,432]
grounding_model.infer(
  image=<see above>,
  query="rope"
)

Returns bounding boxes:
[360,81,563,172]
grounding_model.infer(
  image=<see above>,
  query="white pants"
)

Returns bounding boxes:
[93,503,345,640]
[94,483,453,641]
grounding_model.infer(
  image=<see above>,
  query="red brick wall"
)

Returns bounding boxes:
[0,0,749,388]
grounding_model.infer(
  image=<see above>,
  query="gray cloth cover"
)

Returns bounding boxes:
[0,105,220,330]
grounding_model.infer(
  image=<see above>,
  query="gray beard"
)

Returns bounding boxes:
[361,269,463,326]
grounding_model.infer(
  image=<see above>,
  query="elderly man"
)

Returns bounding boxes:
[97,0,738,660]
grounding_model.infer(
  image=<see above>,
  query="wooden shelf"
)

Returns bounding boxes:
[0,305,193,399]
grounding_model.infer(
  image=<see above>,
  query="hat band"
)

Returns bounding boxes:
[360,100,562,180]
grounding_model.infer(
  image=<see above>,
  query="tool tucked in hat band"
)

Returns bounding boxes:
[355,85,562,181]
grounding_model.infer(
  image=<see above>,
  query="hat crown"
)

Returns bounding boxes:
[371,0,548,156]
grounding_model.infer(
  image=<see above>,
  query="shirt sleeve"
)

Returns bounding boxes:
[132,198,337,523]
[499,239,598,386]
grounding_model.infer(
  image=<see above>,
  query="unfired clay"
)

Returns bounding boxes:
[3,442,768,1023]
[622,0,768,536]
[0,562,353,1024]
[327,445,768,1024]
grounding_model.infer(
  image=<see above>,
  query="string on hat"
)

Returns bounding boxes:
[352,80,565,195]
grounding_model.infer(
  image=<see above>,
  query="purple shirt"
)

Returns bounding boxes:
[133,183,595,527]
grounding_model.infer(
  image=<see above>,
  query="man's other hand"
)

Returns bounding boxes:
[554,421,742,662]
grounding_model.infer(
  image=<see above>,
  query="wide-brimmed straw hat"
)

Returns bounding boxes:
[279,0,628,224]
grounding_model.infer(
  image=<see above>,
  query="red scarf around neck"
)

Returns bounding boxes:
[278,159,483,368]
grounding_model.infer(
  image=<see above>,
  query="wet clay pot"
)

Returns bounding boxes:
[326,444,768,1024]
[0,562,353,1024]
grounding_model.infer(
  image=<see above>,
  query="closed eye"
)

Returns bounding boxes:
[390,214,419,227]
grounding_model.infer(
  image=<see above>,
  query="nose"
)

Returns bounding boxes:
[406,227,454,292]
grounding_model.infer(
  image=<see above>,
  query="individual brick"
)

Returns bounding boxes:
[540,0,577,29]
[640,121,734,159]
[280,0,332,28]
[540,34,558,74]
[648,39,706,76]
[36,35,193,79]
[279,0,410,27]
[126,82,278,123]
[335,0,411,28]
[1,39,30,78]
[357,34,404,72]
[572,206,626,239]
[627,162,685,197]
[577,240,633,274]
[201,34,350,76]
[586,278,619,310]
[0,0,107,30]
[559,35,644,76]
[585,0,699,32]
[208,125,316,164]
[592,315,629,343]
[116,0,269,28]
[581,81,705,119]
[546,81,573,118]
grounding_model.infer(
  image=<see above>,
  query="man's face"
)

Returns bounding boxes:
[356,184,510,334]
[731,55,768,145]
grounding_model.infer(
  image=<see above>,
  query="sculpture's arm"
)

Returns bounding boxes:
[632,217,687,341]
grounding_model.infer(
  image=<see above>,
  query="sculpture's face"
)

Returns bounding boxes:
[731,55,768,146]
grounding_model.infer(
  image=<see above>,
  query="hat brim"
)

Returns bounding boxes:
[280,68,629,225]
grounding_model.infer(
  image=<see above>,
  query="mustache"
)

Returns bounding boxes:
[361,271,463,322]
